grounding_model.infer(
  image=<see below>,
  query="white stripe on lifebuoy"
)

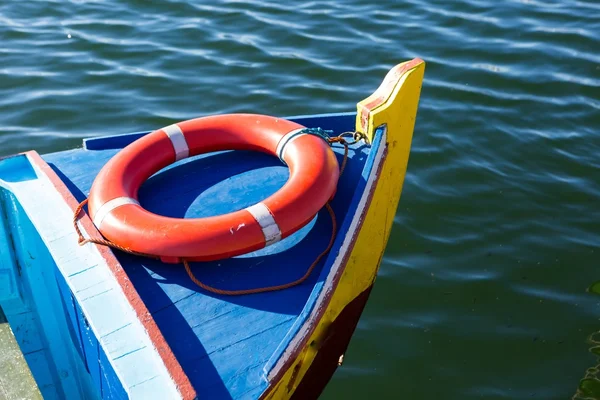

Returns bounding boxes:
[276,128,306,163]
[245,202,282,246]
[163,124,189,161]
[93,197,140,228]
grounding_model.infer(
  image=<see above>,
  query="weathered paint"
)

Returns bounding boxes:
[357,58,424,142]
[0,154,188,399]
[31,151,195,400]
[260,58,426,398]
[43,115,377,398]
[0,187,98,400]
[262,125,387,379]
[0,58,424,399]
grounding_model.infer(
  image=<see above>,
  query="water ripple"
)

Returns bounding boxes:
[2,0,600,399]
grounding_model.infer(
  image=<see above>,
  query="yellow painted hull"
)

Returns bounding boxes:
[262,58,426,399]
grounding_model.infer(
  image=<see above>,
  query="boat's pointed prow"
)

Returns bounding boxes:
[328,56,426,304]
[356,57,426,143]
[262,59,426,399]
[353,57,426,255]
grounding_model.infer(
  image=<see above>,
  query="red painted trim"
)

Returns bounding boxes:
[25,151,197,400]
[259,145,388,399]
[360,58,424,133]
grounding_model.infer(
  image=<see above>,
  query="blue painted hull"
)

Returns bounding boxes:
[0,111,382,399]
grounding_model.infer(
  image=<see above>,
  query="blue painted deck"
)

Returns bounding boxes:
[1,111,383,399]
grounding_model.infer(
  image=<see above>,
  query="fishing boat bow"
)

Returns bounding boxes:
[0,58,425,400]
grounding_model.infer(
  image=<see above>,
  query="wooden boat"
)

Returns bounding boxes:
[0,58,425,399]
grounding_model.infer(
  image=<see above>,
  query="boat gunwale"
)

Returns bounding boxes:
[260,126,387,394]
[20,150,197,400]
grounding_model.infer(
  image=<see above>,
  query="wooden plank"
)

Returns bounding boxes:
[0,307,43,400]
[41,112,372,398]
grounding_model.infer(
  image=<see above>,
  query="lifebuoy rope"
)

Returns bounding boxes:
[73,130,363,296]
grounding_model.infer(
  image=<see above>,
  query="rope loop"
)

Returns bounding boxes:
[335,131,367,145]
[300,127,366,147]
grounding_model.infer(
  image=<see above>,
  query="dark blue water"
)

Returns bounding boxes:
[1,1,599,398]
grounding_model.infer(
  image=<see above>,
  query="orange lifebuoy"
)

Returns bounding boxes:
[87,113,340,263]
